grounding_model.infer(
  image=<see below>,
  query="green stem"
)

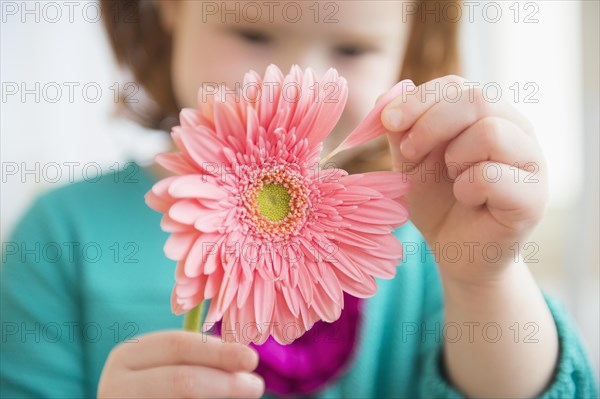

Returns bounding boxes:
[183,301,204,332]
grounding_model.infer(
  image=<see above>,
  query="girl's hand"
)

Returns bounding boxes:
[383,75,549,285]
[97,330,265,399]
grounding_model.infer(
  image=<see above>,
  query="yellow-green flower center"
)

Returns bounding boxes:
[240,164,313,241]
[257,183,290,221]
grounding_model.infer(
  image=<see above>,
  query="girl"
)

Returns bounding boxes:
[2,1,597,398]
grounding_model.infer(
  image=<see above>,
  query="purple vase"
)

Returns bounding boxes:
[212,293,364,396]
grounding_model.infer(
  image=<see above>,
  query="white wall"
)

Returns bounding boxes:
[1,0,169,239]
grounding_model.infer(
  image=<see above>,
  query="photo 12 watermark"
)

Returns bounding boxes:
[1,1,138,24]
[1,321,140,344]
[1,161,140,184]
[2,241,141,264]
[400,1,540,24]
[199,1,340,24]
[2,81,140,104]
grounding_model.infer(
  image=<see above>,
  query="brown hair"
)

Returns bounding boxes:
[101,0,461,171]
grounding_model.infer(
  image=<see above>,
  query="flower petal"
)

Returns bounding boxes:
[324,79,413,160]
[236,272,254,309]
[164,231,198,261]
[302,68,348,147]
[281,284,301,318]
[168,199,205,225]
[342,198,409,225]
[317,265,343,307]
[184,233,220,277]
[194,210,225,233]
[259,64,284,128]
[216,265,241,317]
[272,289,304,344]
[156,152,198,175]
[342,171,411,199]
[171,286,186,315]
[145,189,173,213]
[313,238,364,282]
[254,277,275,331]
[179,126,226,167]
[330,229,379,250]
[168,175,227,200]
[160,214,190,233]
[214,99,246,147]
[180,108,200,128]
[296,262,313,304]
[204,261,224,299]
[331,266,378,298]
[310,284,342,323]
[336,243,399,279]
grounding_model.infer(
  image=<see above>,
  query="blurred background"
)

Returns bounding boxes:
[2,0,599,377]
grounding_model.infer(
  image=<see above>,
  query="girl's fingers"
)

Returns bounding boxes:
[396,92,535,164]
[383,75,534,134]
[444,117,543,180]
[382,75,536,165]
[382,75,467,133]
[383,76,465,171]
[453,162,548,230]
[130,365,265,399]
[117,331,259,372]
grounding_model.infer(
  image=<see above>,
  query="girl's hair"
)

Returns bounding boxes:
[101,0,461,172]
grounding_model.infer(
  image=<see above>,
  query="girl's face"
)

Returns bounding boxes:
[157,0,410,151]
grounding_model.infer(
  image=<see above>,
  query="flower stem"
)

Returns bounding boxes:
[183,301,204,332]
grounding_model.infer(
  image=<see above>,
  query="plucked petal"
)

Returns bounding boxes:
[342,198,409,225]
[324,79,413,160]
[341,171,411,199]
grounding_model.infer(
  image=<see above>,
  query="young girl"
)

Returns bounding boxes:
[1,1,597,398]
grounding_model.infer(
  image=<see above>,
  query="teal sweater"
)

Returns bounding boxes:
[1,164,598,398]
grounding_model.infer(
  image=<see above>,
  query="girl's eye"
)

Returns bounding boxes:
[335,45,370,58]
[235,29,272,45]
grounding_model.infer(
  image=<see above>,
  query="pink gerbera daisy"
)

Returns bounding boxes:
[145,64,411,345]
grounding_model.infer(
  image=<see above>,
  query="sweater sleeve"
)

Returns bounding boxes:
[1,196,88,398]
[418,291,599,398]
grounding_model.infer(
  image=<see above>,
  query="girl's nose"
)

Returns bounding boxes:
[277,45,330,78]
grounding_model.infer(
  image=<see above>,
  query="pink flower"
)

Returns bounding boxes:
[145,65,410,345]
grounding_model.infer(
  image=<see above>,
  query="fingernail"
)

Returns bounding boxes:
[239,373,264,392]
[446,167,458,180]
[383,108,402,130]
[400,135,416,158]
